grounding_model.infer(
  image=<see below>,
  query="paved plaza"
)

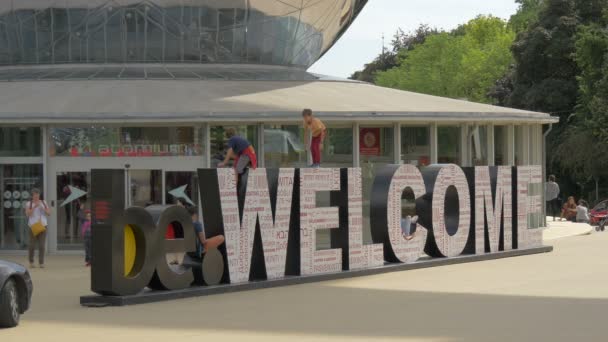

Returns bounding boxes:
[1,221,606,342]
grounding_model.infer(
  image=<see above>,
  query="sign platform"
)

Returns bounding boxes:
[80,245,552,307]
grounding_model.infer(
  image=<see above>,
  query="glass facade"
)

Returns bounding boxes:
[0,127,42,157]
[438,126,461,164]
[494,125,508,166]
[360,126,394,244]
[50,126,203,157]
[0,164,43,250]
[0,122,548,250]
[264,125,306,168]
[515,125,526,166]
[322,126,354,168]
[401,126,430,166]
[0,0,366,68]
[56,171,89,250]
[471,125,488,166]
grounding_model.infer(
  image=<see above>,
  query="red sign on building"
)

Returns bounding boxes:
[359,128,381,156]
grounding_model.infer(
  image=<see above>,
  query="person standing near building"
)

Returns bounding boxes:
[218,128,257,176]
[545,175,561,221]
[24,188,51,268]
[302,109,327,167]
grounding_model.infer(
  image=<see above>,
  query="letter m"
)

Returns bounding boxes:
[475,166,512,253]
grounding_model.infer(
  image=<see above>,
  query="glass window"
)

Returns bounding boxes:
[210,125,258,168]
[438,126,461,164]
[494,126,508,166]
[0,3,336,69]
[49,126,203,157]
[165,172,200,207]
[360,126,395,244]
[56,172,90,250]
[0,127,42,157]
[264,125,306,168]
[128,170,162,208]
[322,126,354,168]
[1,165,43,250]
[515,125,526,166]
[472,126,488,166]
[401,126,430,166]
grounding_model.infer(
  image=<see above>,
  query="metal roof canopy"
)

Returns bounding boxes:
[0,78,558,124]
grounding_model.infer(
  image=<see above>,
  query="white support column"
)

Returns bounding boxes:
[353,123,360,167]
[507,124,515,166]
[430,123,438,164]
[394,122,401,164]
[487,124,495,166]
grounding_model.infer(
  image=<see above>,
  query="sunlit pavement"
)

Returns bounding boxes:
[544,217,594,240]
[2,231,608,342]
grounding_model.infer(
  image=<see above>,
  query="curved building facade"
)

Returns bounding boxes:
[0,0,555,253]
[0,0,367,68]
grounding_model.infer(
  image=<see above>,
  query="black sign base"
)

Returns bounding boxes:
[80,245,552,307]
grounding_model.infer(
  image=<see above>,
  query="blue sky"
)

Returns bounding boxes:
[308,0,520,78]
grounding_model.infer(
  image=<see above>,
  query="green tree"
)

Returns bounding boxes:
[375,16,514,104]
[509,0,545,33]
[349,24,439,83]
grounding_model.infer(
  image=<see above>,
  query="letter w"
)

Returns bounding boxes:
[218,168,295,283]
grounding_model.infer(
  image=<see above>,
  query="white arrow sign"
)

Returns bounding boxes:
[168,185,195,206]
[61,185,87,207]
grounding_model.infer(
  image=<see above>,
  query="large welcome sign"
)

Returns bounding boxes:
[88,165,544,297]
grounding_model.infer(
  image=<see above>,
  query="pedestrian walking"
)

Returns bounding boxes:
[24,188,50,268]
[302,109,327,167]
[545,175,561,221]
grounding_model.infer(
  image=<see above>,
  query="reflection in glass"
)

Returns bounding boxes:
[165,172,199,207]
[401,126,430,166]
[360,126,394,244]
[0,1,365,68]
[472,126,488,166]
[264,125,305,168]
[322,127,354,168]
[494,126,508,165]
[438,126,461,164]
[129,170,162,207]
[49,126,203,157]
[56,172,89,250]
[0,127,42,157]
[515,125,526,166]
[0,165,43,250]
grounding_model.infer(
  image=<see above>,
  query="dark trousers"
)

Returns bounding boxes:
[28,229,46,265]
[84,231,92,263]
[546,198,561,218]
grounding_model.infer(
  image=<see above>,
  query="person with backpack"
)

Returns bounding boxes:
[24,188,51,268]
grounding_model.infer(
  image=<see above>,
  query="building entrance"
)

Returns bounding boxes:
[48,158,202,252]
